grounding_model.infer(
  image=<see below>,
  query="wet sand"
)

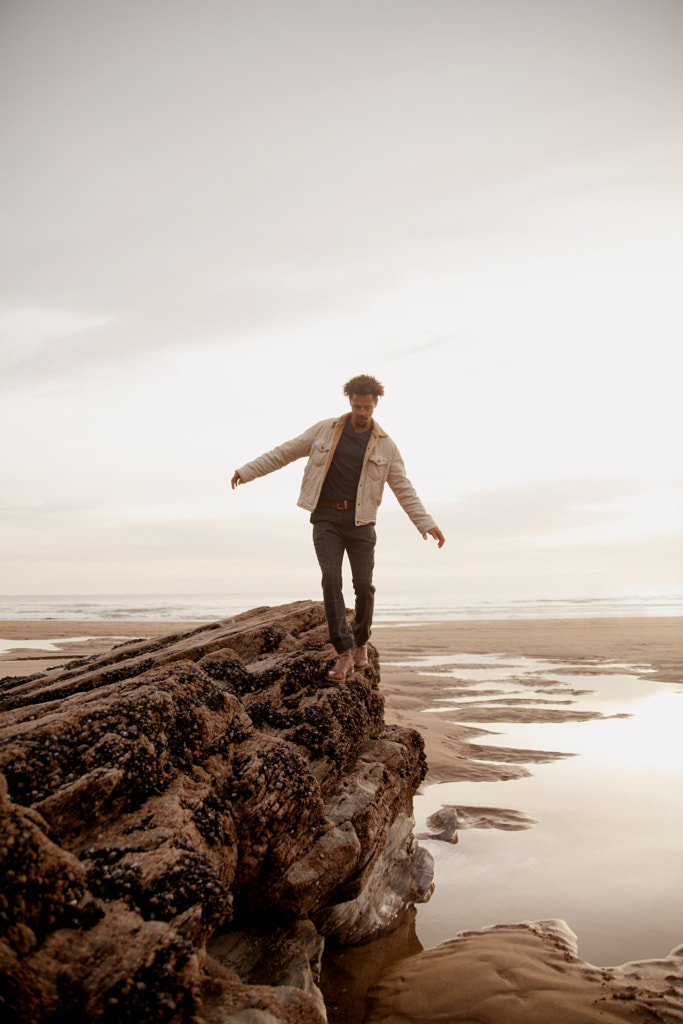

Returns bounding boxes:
[2,615,682,1022]
[359,616,683,1022]
[373,616,683,783]
[0,621,200,678]
[2,614,680,681]
[361,919,683,1024]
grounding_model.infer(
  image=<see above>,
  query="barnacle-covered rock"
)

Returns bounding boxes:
[0,601,431,1022]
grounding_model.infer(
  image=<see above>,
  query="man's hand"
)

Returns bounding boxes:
[427,527,446,548]
[231,471,242,490]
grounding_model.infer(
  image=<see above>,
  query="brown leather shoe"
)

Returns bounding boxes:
[352,644,368,668]
[327,650,354,682]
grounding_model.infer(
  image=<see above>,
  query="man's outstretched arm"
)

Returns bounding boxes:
[231,420,325,491]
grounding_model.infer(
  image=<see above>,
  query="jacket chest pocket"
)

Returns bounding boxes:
[310,442,331,466]
[367,453,389,477]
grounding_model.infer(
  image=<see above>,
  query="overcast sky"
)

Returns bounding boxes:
[1,0,681,604]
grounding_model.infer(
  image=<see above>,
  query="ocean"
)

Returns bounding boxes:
[0,592,681,622]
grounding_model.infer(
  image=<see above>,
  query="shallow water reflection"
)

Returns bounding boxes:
[0,636,135,656]
[401,653,683,967]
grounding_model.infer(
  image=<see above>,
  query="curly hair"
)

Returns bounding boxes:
[343,374,385,399]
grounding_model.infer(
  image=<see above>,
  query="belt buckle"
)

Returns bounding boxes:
[335,500,348,510]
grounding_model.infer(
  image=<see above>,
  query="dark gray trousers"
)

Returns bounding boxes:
[311,509,376,653]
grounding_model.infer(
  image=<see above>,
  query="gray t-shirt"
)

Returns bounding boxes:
[320,418,371,501]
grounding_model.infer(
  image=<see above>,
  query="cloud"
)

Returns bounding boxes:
[0,307,111,369]
[2,473,680,599]
[371,475,683,594]
[432,476,683,546]
[1,1,681,600]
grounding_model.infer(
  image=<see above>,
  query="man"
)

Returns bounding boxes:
[231,374,445,682]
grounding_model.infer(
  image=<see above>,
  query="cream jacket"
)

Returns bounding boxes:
[236,413,438,535]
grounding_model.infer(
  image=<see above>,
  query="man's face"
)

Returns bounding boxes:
[349,393,377,432]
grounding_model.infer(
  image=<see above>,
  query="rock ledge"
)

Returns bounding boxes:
[0,601,432,1023]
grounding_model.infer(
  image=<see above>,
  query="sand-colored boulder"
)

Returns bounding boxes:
[363,920,683,1024]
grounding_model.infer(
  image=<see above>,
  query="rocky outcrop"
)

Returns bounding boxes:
[0,601,432,1023]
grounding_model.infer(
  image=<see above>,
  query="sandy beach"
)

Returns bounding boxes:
[2,615,682,1023]
[3,612,681,692]
[372,616,683,783]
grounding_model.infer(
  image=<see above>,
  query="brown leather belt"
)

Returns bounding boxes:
[316,499,354,510]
